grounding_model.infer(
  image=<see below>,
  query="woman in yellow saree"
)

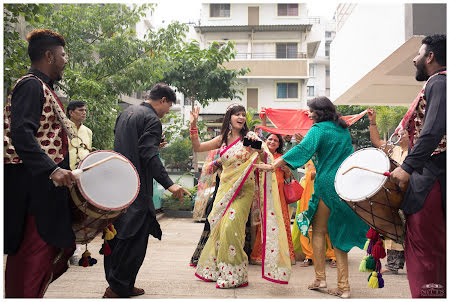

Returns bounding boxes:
[189,104,291,288]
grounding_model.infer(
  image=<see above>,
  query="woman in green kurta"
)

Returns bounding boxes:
[256,97,368,298]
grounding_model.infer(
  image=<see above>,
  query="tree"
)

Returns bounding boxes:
[5,4,189,150]
[4,4,45,94]
[246,107,261,131]
[161,40,249,170]
[336,105,408,150]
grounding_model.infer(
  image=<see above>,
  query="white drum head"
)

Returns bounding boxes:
[77,150,140,211]
[335,148,390,202]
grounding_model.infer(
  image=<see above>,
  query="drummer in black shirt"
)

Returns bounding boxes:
[390,34,446,298]
[4,29,76,298]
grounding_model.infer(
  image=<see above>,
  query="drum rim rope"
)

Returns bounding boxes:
[76,150,140,211]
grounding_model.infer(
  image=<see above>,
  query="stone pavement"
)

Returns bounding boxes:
[7,216,411,299]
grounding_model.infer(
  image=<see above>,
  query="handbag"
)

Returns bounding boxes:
[283,177,304,204]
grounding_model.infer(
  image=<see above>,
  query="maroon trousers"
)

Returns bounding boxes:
[5,215,75,298]
[405,180,446,298]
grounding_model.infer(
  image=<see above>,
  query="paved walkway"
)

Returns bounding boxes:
[6,216,411,298]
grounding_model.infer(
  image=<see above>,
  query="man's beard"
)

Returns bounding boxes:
[415,57,429,81]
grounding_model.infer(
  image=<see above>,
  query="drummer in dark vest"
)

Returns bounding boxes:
[103,83,191,298]
[390,34,446,298]
[4,29,76,298]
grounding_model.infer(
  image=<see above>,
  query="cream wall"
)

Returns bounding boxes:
[330,3,406,101]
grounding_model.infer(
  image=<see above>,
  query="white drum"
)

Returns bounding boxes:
[70,150,140,244]
[334,148,405,244]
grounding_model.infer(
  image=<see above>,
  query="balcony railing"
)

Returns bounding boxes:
[234,52,307,59]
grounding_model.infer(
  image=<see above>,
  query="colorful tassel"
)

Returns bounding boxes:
[375,259,381,272]
[110,224,117,236]
[372,240,386,259]
[365,255,376,271]
[103,241,112,256]
[104,228,114,240]
[363,239,370,251]
[368,272,379,288]
[377,272,384,288]
[367,240,373,254]
[359,255,369,272]
[366,228,379,240]
[78,248,97,267]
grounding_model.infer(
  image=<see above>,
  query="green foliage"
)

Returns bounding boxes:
[160,137,193,170]
[336,105,371,150]
[161,40,249,108]
[4,4,188,150]
[336,105,408,150]
[246,107,261,131]
[4,4,45,93]
[161,111,208,142]
[161,180,197,211]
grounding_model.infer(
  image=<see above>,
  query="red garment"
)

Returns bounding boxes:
[258,108,367,136]
[404,180,446,298]
[5,215,75,298]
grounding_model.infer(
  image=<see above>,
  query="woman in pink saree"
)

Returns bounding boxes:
[189,104,291,288]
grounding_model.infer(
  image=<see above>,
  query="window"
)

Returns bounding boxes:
[277,4,298,16]
[276,43,298,58]
[307,86,315,97]
[325,44,330,56]
[326,69,330,76]
[277,82,298,99]
[325,31,332,38]
[210,4,230,18]
[309,64,316,76]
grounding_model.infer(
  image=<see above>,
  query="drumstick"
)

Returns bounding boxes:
[72,155,127,179]
[342,166,391,177]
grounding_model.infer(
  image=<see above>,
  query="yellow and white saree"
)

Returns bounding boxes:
[195,137,291,288]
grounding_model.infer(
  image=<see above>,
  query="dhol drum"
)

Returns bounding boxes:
[334,148,405,244]
[70,150,140,244]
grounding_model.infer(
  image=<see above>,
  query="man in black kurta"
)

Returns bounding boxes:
[391,34,446,298]
[4,29,76,298]
[103,83,190,298]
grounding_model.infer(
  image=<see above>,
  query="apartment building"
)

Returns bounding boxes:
[331,3,446,106]
[183,2,334,137]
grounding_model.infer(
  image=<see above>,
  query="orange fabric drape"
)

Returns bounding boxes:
[257,108,368,136]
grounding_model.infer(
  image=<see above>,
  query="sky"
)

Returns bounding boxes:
[151,0,339,27]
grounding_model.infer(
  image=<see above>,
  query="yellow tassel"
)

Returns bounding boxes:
[363,239,370,251]
[104,227,114,240]
[82,249,91,258]
[368,272,379,288]
[359,255,369,272]
[110,224,117,236]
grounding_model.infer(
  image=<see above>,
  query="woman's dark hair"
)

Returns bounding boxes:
[26,29,66,63]
[265,133,284,154]
[220,104,249,146]
[66,100,86,118]
[307,96,348,129]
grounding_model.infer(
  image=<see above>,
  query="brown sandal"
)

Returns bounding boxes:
[308,279,327,290]
[327,288,350,299]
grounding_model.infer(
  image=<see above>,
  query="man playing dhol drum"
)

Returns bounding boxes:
[367,109,407,275]
[4,29,76,298]
[103,83,191,298]
[390,34,446,298]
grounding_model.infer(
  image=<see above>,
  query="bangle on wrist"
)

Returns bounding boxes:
[49,167,61,179]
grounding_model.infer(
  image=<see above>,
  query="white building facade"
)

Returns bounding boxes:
[185,2,334,130]
[331,3,446,106]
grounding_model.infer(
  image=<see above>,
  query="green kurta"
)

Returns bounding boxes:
[282,121,369,252]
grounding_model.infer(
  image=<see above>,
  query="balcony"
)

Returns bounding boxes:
[235,52,307,59]
[222,58,308,78]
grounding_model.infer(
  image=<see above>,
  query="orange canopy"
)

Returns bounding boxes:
[257,108,368,136]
